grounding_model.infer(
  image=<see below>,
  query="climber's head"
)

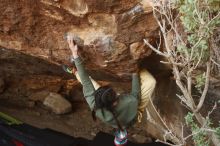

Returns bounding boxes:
[94,86,118,110]
[92,86,123,130]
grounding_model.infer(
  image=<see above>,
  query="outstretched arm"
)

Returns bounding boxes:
[131,73,140,99]
[67,36,95,110]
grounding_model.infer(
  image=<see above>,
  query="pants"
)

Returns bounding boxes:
[137,69,156,122]
[74,69,156,123]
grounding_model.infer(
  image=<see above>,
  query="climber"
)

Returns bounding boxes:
[64,34,156,146]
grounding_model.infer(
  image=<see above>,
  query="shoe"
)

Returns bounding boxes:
[114,129,128,146]
[62,65,73,74]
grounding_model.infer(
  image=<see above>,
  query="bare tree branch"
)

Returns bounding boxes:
[211,58,220,67]
[195,60,211,112]
[156,139,180,146]
[190,36,204,60]
[146,1,220,145]
[160,61,184,67]
[143,39,168,57]
[187,68,192,96]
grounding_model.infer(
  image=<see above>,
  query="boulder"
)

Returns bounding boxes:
[29,90,50,102]
[0,0,158,80]
[43,92,72,114]
[132,134,152,143]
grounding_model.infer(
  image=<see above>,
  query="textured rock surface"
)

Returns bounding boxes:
[0,0,158,80]
[1,0,219,144]
[43,92,72,114]
[29,90,50,102]
[0,78,5,94]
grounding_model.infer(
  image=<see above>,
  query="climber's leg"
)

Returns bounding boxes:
[137,69,156,122]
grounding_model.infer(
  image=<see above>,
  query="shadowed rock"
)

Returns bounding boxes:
[0,78,5,94]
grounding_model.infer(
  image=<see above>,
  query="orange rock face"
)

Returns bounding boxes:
[0,0,158,80]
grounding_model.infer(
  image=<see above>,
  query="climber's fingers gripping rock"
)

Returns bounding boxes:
[67,35,79,59]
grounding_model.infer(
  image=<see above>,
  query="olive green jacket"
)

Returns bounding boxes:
[74,57,140,128]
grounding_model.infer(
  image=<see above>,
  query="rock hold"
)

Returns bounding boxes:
[65,33,84,48]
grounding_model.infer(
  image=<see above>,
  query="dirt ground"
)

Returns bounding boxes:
[0,82,152,144]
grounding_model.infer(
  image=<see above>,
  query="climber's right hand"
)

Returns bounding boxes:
[67,36,79,59]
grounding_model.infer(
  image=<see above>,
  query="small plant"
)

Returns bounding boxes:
[144,0,220,145]
[195,73,205,93]
[185,113,210,146]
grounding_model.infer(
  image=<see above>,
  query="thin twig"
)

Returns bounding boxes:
[181,124,184,143]
[176,94,191,110]
[149,96,181,143]
[160,61,184,67]
[194,47,204,69]
[190,36,204,60]
[143,39,168,57]
[187,68,192,96]
[156,139,182,146]
[154,2,187,54]
[207,11,220,26]
[207,102,217,117]
[211,58,220,67]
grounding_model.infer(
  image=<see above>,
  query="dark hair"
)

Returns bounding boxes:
[92,86,123,130]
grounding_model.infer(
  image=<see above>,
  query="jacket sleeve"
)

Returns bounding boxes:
[130,73,140,99]
[73,57,95,110]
